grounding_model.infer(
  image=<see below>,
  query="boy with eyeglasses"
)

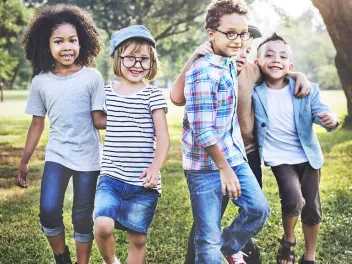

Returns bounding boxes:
[180,1,270,263]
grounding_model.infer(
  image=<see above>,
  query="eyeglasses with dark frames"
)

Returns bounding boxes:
[119,55,154,70]
[215,29,251,41]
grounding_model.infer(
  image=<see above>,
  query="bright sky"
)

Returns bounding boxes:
[249,0,318,33]
[266,0,314,17]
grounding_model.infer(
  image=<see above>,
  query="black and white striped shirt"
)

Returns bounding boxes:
[101,84,168,194]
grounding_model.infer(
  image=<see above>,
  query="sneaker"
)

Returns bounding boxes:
[242,239,262,264]
[223,251,248,264]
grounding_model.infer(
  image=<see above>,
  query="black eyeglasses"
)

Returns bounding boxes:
[215,29,251,41]
[119,56,154,70]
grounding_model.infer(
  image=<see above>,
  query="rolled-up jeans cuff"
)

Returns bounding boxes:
[74,231,94,243]
[40,223,64,237]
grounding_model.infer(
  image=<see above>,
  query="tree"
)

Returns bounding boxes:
[276,9,340,89]
[0,0,29,84]
[312,0,352,126]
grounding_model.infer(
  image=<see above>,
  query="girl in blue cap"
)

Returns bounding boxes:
[93,25,170,264]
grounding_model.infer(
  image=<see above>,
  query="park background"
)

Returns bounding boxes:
[0,0,351,263]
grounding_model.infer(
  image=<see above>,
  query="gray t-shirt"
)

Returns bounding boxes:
[25,67,105,171]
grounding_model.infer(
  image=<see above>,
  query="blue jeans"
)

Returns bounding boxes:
[185,162,270,264]
[39,161,99,243]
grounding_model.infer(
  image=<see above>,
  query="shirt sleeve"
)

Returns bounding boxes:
[185,70,218,148]
[91,71,105,111]
[149,88,168,114]
[310,83,339,131]
[25,78,46,117]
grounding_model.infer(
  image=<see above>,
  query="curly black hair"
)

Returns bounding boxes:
[23,4,102,78]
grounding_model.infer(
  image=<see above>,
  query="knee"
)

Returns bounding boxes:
[249,197,271,223]
[94,217,114,238]
[282,197,304,216]
[72,211,93,234]
[39,203,62,227]
[129,234,147,250]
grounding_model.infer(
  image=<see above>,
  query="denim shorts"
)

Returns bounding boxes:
[94,176,159,234]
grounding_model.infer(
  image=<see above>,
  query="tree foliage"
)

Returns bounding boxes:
[0,0,29,82]
[312,0,352,124]
[277,9,340,89]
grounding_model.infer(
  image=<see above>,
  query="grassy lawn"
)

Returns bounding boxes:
[0,89,351,263]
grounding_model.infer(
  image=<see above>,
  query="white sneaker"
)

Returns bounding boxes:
[223,251,248,264]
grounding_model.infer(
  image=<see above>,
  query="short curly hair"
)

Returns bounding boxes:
[23,4,102,78]
[205,0,249,30]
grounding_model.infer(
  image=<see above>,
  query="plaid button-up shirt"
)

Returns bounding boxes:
[182,54,247,170]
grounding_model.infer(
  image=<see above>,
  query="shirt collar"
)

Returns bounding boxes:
[205,54,237,69]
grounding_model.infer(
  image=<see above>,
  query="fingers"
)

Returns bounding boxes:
[142,173,158,189]
[15,176,27,188]
[139,168,147,179]
[295,86,307,98]
[226,180,241,200]
[317,113,336,128]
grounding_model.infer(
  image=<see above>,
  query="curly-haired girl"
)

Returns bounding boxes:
[16,4,104,264]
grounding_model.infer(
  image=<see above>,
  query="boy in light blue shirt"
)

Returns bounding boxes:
[253,33,339,264]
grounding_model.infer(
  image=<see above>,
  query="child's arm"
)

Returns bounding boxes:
[287,72,310,97]
[170,41,213,106]
[205,145,241,199]
[247,62,311,97]
[92,110,107,129]
[140,108,170,188]
[310,83,339,131]
[15,116,45,188]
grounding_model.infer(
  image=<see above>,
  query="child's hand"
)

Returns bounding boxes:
[192,41,213,59]
[219,166,241,200]
[139,166,159,189]
[15,162,29,188]
[294,73,310,98]
[317,112,338,129]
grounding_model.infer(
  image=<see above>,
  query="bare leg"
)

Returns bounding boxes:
[95,216,117,264]
[47,232,66,254]
[76,241,92,264]
[302,223,319,261]
[281,215,298,264]
[126,231,147,264]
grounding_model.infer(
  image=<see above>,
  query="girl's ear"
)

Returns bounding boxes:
[254,59,259,65]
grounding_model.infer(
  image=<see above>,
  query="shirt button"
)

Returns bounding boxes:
[261,123,266,127]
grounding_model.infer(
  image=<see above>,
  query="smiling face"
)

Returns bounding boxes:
[207,12,248,57]
[256,40,293,86]
[119,43,151,84]
[236,37,253,72]
[49,23,80,70]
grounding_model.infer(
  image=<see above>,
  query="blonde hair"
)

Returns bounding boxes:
[111,38,160,81]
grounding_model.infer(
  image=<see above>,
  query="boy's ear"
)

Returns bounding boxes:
[207,28,215,41]
[289,62,294,71]
[254,59,259,65]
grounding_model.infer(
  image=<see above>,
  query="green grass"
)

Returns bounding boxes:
[0,90,351,263]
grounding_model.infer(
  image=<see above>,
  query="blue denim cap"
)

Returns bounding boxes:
[110,25,156,55]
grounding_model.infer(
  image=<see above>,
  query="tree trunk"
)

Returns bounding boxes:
[312,0,352,126]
